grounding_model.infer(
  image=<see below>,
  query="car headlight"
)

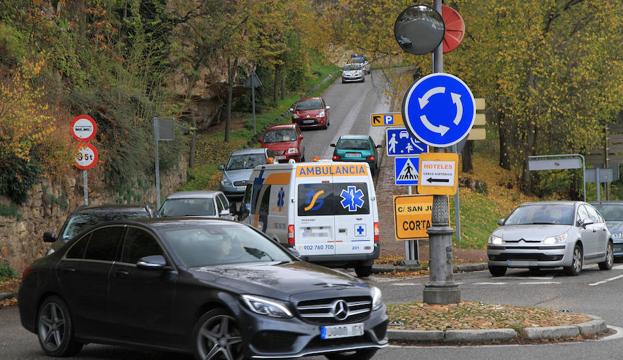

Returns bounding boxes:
[241,295,293,318]
[371,286,383,310]
[543,233,567,245]
[318,111,325,117]
[221,178,231,186]
[287,147,299,154]
[488,235,503,245]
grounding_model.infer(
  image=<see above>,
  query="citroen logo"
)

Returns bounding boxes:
[332,300,349,321]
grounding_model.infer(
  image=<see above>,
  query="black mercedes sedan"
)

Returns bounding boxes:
[19,218,388,360]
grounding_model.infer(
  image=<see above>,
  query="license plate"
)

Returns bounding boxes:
[320,323,364,340]
[303,120,315,125]
[345,153,360,158]
[275,155,286,160]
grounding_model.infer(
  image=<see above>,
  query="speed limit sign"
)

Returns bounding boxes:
[74,143,99,170]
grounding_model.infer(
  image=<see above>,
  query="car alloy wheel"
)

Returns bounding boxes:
[196,310,244,360]
[599,241,614,270]
[37,296,82,356]
[565,245,583,276]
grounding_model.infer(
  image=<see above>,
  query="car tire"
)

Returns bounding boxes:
[355,264,373,278]
[564,244,583,276]
[488,265,507,277]
[37,296,83,357]
[192,308,244,360]
[326,349,377,360]
[599,241,614,271]
[361,77,365,83]
[342,79,346,84]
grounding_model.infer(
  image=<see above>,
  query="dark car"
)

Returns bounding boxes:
[43,204,153,254]
[331,135,381,175]
[289,97,331,129]
[19,218,388,360]
[592,202,623,259]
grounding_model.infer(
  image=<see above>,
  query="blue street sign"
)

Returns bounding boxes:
[386,128,428,157]
[395,157,419,186]
[402,73,475,147]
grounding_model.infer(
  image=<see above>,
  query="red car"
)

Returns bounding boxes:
[258,124,306,163]
[289,97,330,129]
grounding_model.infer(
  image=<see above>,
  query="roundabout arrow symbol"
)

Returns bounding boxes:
[420,115,450,136]
[451,93,463,125]
[419,87,445,109]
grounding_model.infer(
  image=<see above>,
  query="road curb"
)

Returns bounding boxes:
[0,292,15,301]
[388,314,607,344]
[372,262,487,274]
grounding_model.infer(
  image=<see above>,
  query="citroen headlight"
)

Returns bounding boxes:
[241,295,293,318]
[287,147,299,154]
[221,178,231,186]
[543,233,567,245]
[371,286,383,310]
[318,111,325,117]
[488,235,503,245]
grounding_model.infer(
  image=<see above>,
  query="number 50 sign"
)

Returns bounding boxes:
[75,143,99,170]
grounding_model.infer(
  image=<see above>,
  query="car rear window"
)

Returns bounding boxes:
[160,198,216,217]
[295,99,323,110]
[298,183,370,216]
[263,129,297,143]
[337,139,370,150]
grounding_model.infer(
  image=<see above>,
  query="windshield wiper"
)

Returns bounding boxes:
[243,247,274,261]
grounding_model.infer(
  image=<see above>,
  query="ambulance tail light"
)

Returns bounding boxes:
[374,222,380,243]
[288,224,295,246]
[332,155,341,161]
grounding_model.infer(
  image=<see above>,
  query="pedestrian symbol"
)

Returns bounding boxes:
[386,128,428,157]
[395,157,420,186]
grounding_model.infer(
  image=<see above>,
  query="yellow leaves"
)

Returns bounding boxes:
[0,59,55,162]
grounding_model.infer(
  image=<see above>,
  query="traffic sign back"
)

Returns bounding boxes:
[402,73,475,147]
[386,128,428,156]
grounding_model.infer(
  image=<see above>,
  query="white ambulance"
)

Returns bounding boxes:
[240,160,380,277]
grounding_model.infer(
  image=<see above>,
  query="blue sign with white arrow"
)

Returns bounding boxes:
[394,157,419,186]
[386,128,428,157]
[402,73,475,147]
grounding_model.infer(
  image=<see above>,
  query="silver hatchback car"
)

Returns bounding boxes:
[487,201,614,276]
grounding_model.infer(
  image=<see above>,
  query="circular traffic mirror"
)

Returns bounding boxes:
[394,4,445,55]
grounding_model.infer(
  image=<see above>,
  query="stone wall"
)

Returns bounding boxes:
[0,157,187,273]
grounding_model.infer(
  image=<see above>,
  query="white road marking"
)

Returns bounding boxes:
[588,274,623,286]
[473,282,507,285]
[503,276,555,280]
[518,281,560,285]
[613,264,623,270]
[391,282,420,286]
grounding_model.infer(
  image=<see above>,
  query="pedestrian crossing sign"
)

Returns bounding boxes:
[395,157,419,186]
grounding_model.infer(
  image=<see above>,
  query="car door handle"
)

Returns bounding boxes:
[62,267,76,273]
[114,270,129,279]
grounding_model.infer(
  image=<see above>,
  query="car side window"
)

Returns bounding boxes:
[84,226,124,262]
[65,233,91,259]
[219,194,230,210]
[259,186,272,215]
[586,206,601,224]
[577,206,590,225]
[215,197,224,214]
[122,227,164,264]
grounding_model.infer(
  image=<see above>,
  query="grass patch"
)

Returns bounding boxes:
[0,203,20,219]
[0,260,16,282]
[182,59,339,191]
[388,301,590,331]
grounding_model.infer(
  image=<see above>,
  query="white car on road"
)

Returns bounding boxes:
[342,64,365,83]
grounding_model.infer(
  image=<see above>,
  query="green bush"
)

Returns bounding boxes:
[0,154,42,204]
[0,260,16,281]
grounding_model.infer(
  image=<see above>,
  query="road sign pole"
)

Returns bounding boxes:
[423,0,460,305]
[596,168,601,202]
[153,117,161,209]
[403,186,419,266]
[452,144,461,243]
[82,170,89,206]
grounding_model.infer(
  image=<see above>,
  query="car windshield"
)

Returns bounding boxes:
[161,224,291,267]
[295,99,323,110]
[61,211,147,240]
[343,64,360,71]
[226,154,265,170]
[337,138,370,150]
[160,198,216,217]
[351,57,365,64]
[504,204,575,226]
[263,129,297,143]
[593,204,623,222]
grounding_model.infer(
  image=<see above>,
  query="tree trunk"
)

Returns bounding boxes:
[225,57,233,143]
[520,122,537,194]
[272,67,278,105]
[462,141,473,173]
[280,70,286,100]
[498,112,511,170]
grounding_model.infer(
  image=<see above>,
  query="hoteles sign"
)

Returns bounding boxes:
[393,195,433,240]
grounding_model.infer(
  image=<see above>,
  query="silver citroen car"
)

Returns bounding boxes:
[487,201,614,276]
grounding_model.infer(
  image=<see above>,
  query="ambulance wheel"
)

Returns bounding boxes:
[355,265,372,278]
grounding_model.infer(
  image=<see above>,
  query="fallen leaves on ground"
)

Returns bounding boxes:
[388,301,590,331]
[0,278,19,294]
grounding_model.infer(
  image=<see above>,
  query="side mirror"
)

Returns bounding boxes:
[376,144,382,149]
[43,232,57,243]
[299,135,304,140]
[220,209,231,217]
[497,218,505,226]
[287,246,300,258]
[218,164,225,171]
[330,143,336,147]
[137,255,168,271]
[289,108,294,112]
[576,220,585,228]
[326,106,331,110]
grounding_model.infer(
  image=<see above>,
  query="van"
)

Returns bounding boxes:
[240,160,380,277]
